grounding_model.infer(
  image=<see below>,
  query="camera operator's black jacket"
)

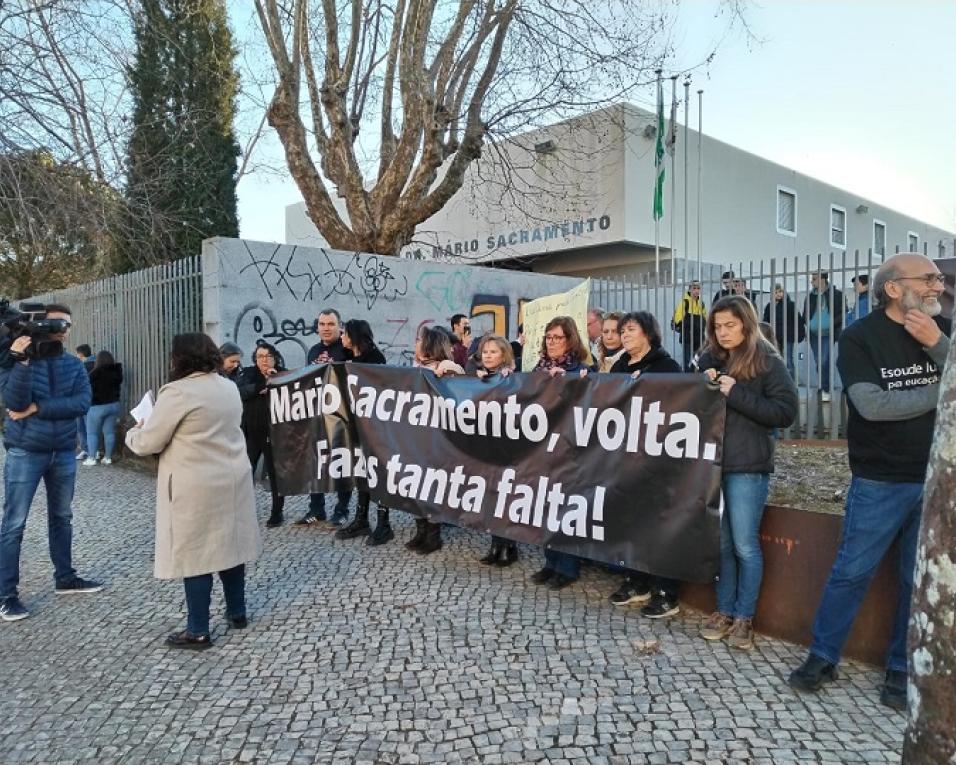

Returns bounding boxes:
[0,351,91,452]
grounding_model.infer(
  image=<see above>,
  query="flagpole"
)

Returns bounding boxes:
[669,75,677,286]
[654,69,662,284]
[697,89,703,281]
[683,77,690,286]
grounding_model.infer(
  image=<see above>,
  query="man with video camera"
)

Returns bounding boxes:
[0,302,102,622]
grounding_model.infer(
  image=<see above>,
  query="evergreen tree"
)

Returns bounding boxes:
[125,0,239,269]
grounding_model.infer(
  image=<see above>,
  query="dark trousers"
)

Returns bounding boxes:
[246,435,283,513]
[183,564,246,636]
[309,490,351,515]
[629,570,679,601]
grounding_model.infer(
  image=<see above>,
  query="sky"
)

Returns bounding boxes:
[234,1,956,244]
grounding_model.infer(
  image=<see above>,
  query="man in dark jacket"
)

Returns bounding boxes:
[0,304,102,622]
[449,313,471,369]
[803,271,845,400]
[788,253,949,710]
[296,308,353,527]
[762,284,806,377]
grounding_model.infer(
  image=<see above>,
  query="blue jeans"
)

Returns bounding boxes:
[716,473,770,619]
[0,448,77,597]
[810,333,832,392]
[86,402,121,459]
[782,342,795,378]
[76,417,88,452]
[810,477,923,672]
[545,549,580,579]
[183,564,246,636]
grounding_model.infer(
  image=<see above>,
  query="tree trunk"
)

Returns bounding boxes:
[903,314,956,763]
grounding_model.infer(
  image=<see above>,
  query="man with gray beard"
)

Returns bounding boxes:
[788,253,950,710]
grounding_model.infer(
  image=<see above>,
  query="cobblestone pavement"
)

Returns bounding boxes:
[0,459,905,764]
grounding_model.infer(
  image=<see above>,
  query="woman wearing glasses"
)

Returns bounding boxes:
[529,316,590,590]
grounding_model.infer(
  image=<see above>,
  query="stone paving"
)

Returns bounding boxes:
[0,458,906,764]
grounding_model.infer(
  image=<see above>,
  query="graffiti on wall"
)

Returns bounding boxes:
[211,239,578,369]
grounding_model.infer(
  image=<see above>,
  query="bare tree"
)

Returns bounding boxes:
[904,309,956,763]
[254,0,747,256]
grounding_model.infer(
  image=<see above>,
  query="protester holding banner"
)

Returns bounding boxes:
[530,316,590,590]
[405,326,465,555]
[238,342,286,528]
[297,308,354,528]
[696,296,797,650]
[126,333,261,650]
[597,312,626,373]
[334,319,393,545]
[472,335,520,567]
[607,311,684,617]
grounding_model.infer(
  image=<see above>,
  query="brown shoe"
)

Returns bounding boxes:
[726,617,755,650]
[699,611,734,641]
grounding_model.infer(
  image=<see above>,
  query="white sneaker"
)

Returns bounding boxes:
[76,451,88,461]
[82,458,98,466]
[821,391,832,403]
[101,457,113,465]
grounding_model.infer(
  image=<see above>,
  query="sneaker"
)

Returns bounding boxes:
[293,510,326,526]
[101,457,113,465]
[328,509,349,527]
[788,654,839,692]
[821,391,832,403]
[227,615,248,630]
[641,594,680,619]
[879,669,907,711]
[530,567,555,585]
[165,630,213,650]
[547,573,576,590]
[726,617,755,650]
[609,578,652,606]
[82,457,98,467]
[0,596,28,622]
[699,611,734,641]
[75,450,88,461]
[54,576,104,594]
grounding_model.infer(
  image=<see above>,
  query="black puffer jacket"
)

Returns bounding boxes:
[238,366,277,440]
[609,345,681,375]
[697,348,797,474]
[89,363,123,405]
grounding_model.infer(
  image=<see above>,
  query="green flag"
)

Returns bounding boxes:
[653,77,665,221]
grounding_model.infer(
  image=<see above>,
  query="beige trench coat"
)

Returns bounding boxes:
[125,372,261,579]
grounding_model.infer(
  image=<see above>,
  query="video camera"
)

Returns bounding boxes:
[0,299,70,360]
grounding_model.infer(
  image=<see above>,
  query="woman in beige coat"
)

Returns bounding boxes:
[126,333,261,650]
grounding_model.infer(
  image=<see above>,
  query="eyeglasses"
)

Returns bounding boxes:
[544,334,567,343]
[893,274,945,286]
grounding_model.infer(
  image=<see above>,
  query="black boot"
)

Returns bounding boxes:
[495,543,518,567]
[366,507,394,546]
[405,518,428,550]
[416,521,443,555]
[336,497,370,540]
[266,497,284,528]
[479,540,503,565]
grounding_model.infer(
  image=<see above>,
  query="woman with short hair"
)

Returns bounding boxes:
[126,333,261,650]
[696,296,797,650]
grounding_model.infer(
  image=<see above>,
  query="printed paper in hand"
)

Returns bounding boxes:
[130,390,154,424]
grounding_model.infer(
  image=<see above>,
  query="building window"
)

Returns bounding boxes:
[830,204,847,249]
[776,186,796,236]
[908,231,919,252]
[873,220,886,257]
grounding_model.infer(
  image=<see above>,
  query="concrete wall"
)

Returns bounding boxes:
[201,238,580,368]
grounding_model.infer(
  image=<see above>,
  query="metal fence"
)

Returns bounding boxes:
[27,257,203,413]
[591,243,955,440]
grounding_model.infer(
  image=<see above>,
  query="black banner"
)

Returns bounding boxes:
[269,364,725,583]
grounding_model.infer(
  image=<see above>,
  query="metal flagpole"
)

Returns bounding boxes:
[683,77,690,286]
[696,89,703,282]
[654,69,662,284]
[669,75,677,286]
